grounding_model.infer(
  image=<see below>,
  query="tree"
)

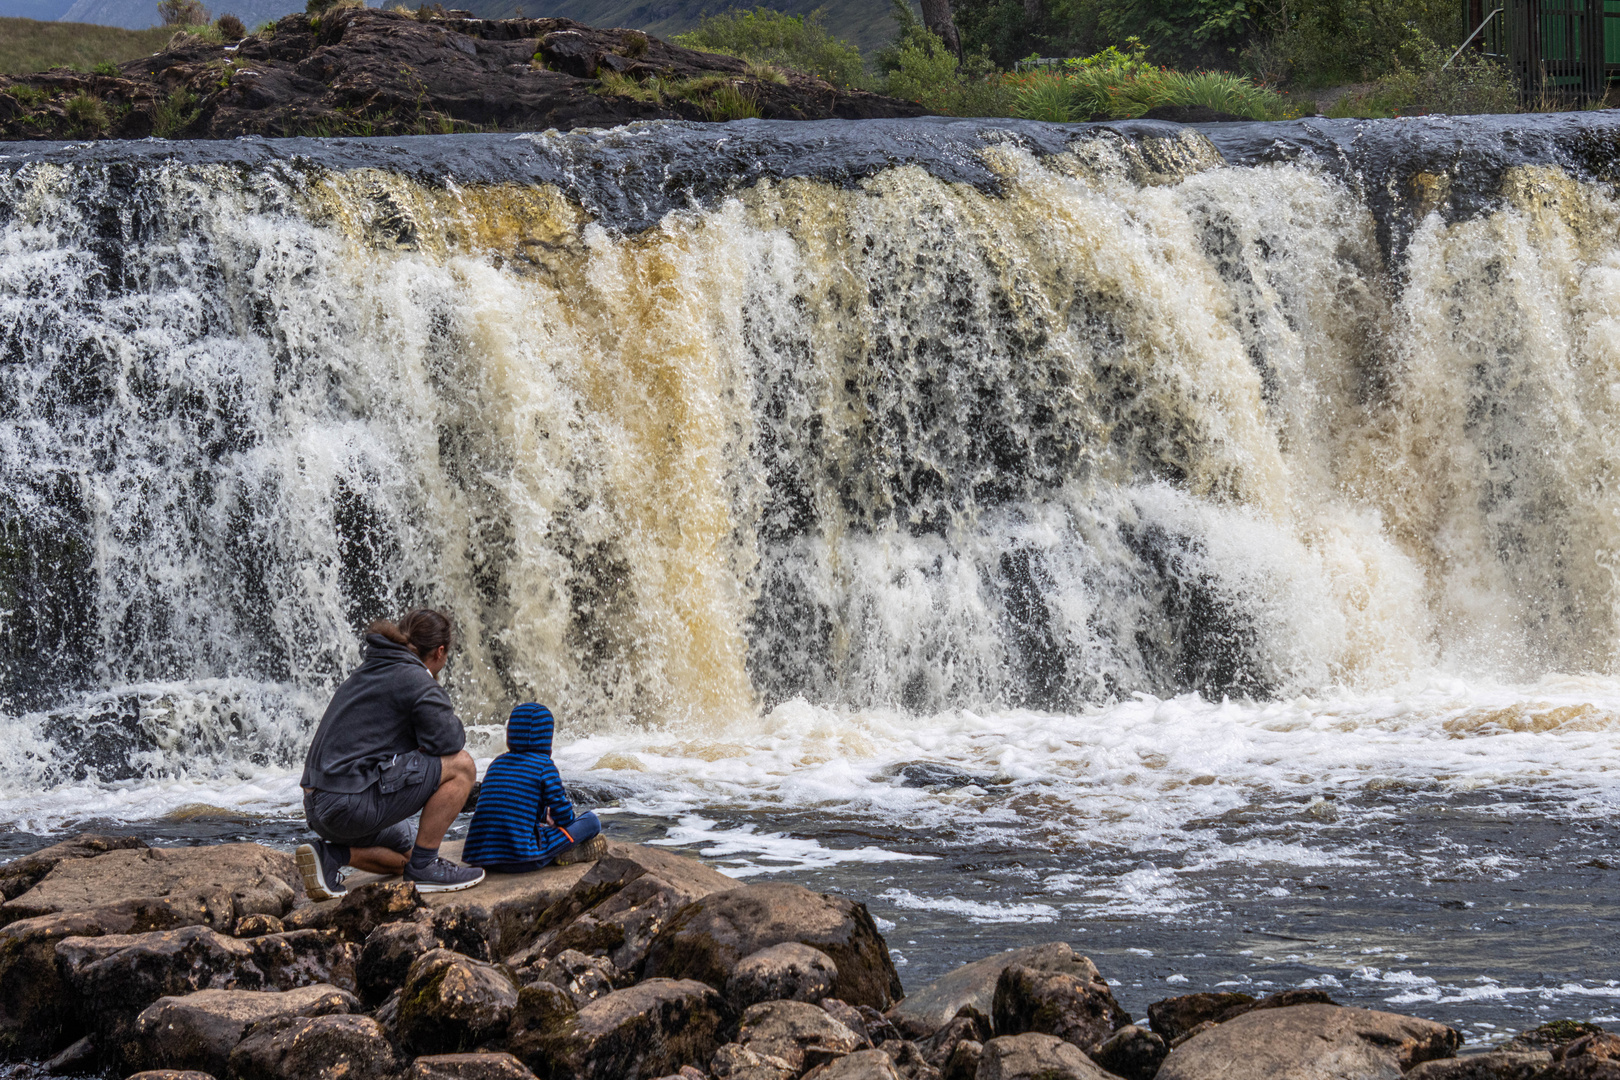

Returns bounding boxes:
[156,0,208,24]
[919,0,962,58]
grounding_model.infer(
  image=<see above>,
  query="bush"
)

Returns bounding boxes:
[91,59,120,75]
[885,30,1016,115]
[216,13,244,39]
[152,85,200,136]
[674,7,865,89]
[156,0,208,26]
[64,91,108,132]
[1327,37,1517,116]
[1011,38,1296,120]
[707,81,762,119]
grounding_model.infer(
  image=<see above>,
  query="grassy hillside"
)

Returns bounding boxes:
[0,17,174,73]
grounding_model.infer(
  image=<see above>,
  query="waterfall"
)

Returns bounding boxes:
[4,114,1620,797]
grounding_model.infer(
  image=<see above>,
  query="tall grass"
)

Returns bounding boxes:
[674,7,866,89]
[1011,42,1297,122]
[0,17,175,75]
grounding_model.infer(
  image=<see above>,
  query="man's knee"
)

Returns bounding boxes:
[440,750,475,785]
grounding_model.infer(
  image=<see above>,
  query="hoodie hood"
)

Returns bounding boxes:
[506,702,554,755]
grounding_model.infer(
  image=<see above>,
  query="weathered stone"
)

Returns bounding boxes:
[823,1000,874,1046]
[0,910,113,1057]
[975,1034,1113,1080]
[726,943,839,1011]
[233,916,284,939]
[644,882,901,1010]
[1169,1020,1216,1048]
[1404,1050,1553,1079]
[1509,1022,1609,1053]
[941,1040,979,1080]
[519,949,622,1007]
[126,985,359,1076]
[1155,1004,1459,1080]
[226,1014,402,1080]
[284,882,426,943]
[916,1007,990,1070]
[1145,991,1257,1044]
[57,925,358,1048]
[359,920,440,1006]
[710,1042,795,1080]
[802,1048,902,1080]
[887,943,1100,1039]
[514,978,727,1080]
[3,844,299,931]
[504,983,578,1066]
[860,1005,901,1045]
[880,1040,940,1080]
[1543,1033,1620,1078]
[406,1052,539,1080]
[43,1033,96,1074]
[396,949,519,1055]
[737,999,867,1073]
[0,834,147,902]
[1088,1024,1166,1080]
[127,1071,217,1080]
[991,965,1130,1052]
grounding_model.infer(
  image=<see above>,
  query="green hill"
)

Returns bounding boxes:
[0,16,174,74]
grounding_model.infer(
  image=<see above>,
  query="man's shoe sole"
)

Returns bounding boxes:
[407,868,486,894]
[295,843,346,901]
[554,835,607,866]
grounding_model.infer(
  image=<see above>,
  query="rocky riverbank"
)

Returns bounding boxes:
[0,8,927,141]
[0,833,1613,1080]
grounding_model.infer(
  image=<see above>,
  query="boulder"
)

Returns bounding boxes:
[44,1033,98,1074]
[520,949,623,1006]
[879,1040,940,1080]
[737,1000,868,1073]
[1145,992,1257,1043]
[0,910,113,1057]
[0,834,147,902]
[887,943,1099,1039]
[226,1014,402,1080]
[1542,1033,1620,1078]
[284,882,426,943]
[396,949,519,1054]
[823,1000,875,1046]
[802,1049,902,1080]
[504,983,578,1065]
[1403,1050,1553,1079]
[233,916,284,939]
[406,1052,540,1080]
[1087,1024,1166,1080]
[643,882,901,1009]
[57,925,358,1047]
[1508,1022,1609,1053]
[2,844,299,931]
[916,1008,990,1070]
[359,920,441,1006]
[710,1042,796,1080]
[991,965,1130,1052]
[1155,1004,1459,1080]
[127,1072,217,1080]
[941,1040,979,1080]
[975,1034,1114,1080]
[126,985,359,1075]
[513,978,727,1080]
[726,943,839,1011]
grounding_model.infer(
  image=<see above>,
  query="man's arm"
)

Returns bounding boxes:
[411,679,466,757]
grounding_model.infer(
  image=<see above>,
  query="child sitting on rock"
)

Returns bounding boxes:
[461,702,605,873]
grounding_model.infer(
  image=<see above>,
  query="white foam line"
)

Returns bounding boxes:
[879,887,1060,923]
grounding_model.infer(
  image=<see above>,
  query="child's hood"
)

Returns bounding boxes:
[505,702,554,755]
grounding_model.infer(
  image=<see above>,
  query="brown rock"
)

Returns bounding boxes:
[127,1072,217,1080]
[405,1052,539,1080]
[358,920,440,1006]
[940,1040,979,1080]
[1404,1049,1553,1079]
[643,882,901,1010]
[233,916,284,939]
[887,943,1099,1040]
[915,1007,990,1070]
[0,910,114,1057]
[802,1048,901,1080]
[975,1033,1113,1080]
[515,978,727,1080]
[879,1040,939,1080]
[1145,991,1257,1043]
[737,1000,867,1073]
[822,1000,875,1046]
[1087,1024,1166,1080]
[0,834,147,902]
[284,882,426,943]
[504,983,578,1066]
[3,844,298,930]
[396,949,519,1055]
[1543,1034,1620,1078]
[1155,1004,1459,1080]
[726,943,839,1012]
[709,1042,795,1080]
[226,1014,402,1080]
[990,964,1130,1052]
[519,949,623,1006]
[126,985,359,1076]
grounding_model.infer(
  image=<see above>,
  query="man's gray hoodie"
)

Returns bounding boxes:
[300,634,466,793]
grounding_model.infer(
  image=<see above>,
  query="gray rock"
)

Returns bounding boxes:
[941,1040,979,1080]
[1403,1050,1552,1079]
[396,949,519,1055]
[802,1048,902,1080]
[233,916,284,939]
[126,1071,217,1080]
[126,985,359,1076]
[513,978,726,1080]
[405,1052,540,1080]
[43,1033,96,1075]
[879,1040,940,1080]
[1087,1024,1166,1080]
[991,965,1130,1052]
[358,920,440,1007]
[710,1042,796,1080]
[520,949,622,1007]
[822,1000,874,1046]
[1145,992,1257,1043]
[1155,1004,1459,1080]
[226,1014,402,1080]
[737,999,868,1073]
[975,1034,1114,1080]
[644,882,902,1010]
[915,1008,990,1070]
[726,943,839,1011]
[886,944,1100,1039]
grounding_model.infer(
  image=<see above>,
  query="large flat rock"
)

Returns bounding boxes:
[1155,1003,1459,1080]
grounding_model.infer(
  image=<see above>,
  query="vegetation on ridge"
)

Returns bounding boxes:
[0,18,174,75]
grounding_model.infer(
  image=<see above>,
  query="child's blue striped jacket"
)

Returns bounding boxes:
[462,703,579,867]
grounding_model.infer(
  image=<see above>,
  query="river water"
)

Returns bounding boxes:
[4,114,1620,1046]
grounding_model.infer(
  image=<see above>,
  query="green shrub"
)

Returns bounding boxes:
[152,85,200,136]
[707,80,762,119]
[1326,38,1517,116]
[1011,39,1297,121]
[674,7,865,89]
[157,0,208,26]
[4,84,48,106]
[884,26,1016,116]
[216,13,244,39]
[91,59,120,75]
[64,90,108,132]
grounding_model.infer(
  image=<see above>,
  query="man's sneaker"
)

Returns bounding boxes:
[554,835,607,866]
[405,857,485,894]
[295,841,347,901]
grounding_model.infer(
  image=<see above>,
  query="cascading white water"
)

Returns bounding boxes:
[2,117,1620,836]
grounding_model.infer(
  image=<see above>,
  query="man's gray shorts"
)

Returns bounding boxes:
[303,750,444,852]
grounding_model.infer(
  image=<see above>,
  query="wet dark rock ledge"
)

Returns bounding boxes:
[0,832,1613,1080]
[0,8,928,142]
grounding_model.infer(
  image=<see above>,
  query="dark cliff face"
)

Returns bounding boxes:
[0,7,929,141]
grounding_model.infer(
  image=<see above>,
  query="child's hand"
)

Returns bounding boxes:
[543,807,555,828]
